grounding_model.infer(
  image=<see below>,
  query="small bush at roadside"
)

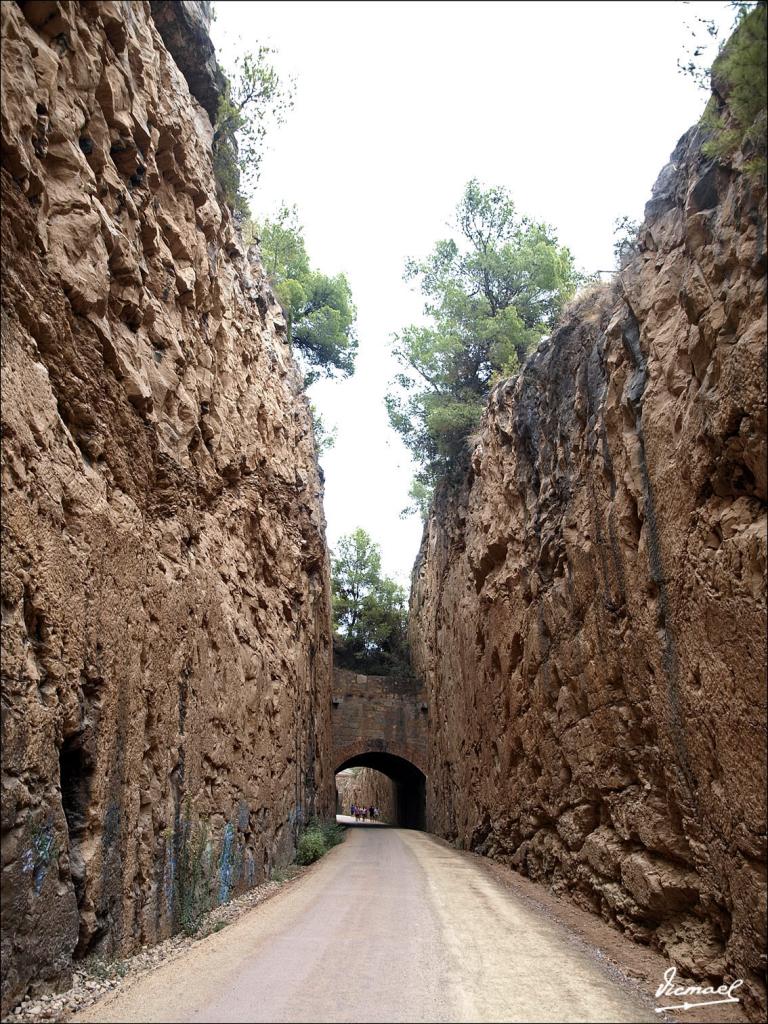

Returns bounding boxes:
[319,819,345,849]
[295,818,346,865]
[296,827,326,864]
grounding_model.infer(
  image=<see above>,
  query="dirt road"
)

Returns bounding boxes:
[77,825,656,1023]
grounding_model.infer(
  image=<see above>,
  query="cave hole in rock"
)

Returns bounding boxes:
[59,735,97,956]
[334,752,426,830]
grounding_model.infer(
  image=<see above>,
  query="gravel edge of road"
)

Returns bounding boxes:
[3,827,751,1024]
[430,833,749,1024]
[1,857,327,1024]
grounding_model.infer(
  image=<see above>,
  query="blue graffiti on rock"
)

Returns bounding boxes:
[22,821,57,895]
[218,822,235,904]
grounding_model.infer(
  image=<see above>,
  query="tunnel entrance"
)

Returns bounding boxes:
[335,752,426,830]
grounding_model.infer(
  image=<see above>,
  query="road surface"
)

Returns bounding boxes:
[77,825,655,1023]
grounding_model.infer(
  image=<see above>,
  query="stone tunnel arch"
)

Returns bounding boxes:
[335,751,426,830]
[331,668,428,829]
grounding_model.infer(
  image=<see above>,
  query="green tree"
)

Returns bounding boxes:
[310,404,336,456]
[254,205,358,384]
[702,2,767,178]
[332,529,408,675]
[213,48,295,214]
[386,180,584,487]
[400,479,434,522]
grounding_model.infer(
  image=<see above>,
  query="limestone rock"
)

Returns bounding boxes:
[148,2,225,124]
[0,1,333,1014]
[410,125,766,1016]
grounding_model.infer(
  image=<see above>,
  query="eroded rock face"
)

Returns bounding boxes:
[410,126,766,1014]
[1,1,333,1012]
[148,1,224,123]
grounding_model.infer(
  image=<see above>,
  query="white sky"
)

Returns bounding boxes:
[210,1,731,586]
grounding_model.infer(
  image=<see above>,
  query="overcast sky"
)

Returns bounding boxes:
[211,1,731,586]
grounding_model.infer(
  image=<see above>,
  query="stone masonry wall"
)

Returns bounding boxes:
[410,122,766,1014]
[1,1,333,1012]
[331,668,427,773]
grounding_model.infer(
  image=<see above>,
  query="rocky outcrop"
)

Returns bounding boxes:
[410,126,767,1012]
[148,1,224,123]
[336,769,397,823]
[1,1,333,1013]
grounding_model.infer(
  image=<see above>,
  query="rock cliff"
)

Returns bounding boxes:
[410,123,767,1011]
[1,0,333,1012]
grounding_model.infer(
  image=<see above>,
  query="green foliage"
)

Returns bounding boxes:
[270,864,300,883]
[310,404,337,456]
[295,818,345,865]
[253,205,358,384]
[702,3,767,178]
[295,828,326,865]
[213,48,295,213]
[84,955,128,982]
[400,478,434,521]
[317,818,345,849]
[386,180,584,485]
[332,528,409,675]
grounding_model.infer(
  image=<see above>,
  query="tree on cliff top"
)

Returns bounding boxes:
[213,48,295,215]
[679,1,767,179]
[386,180,584,494]
[703,1,767,178]
[332,529,408,676]
[249,205,358,386]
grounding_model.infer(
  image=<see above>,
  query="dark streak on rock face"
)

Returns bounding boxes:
[0,1,333,1014]
[410,123,767,1019]
[148,1,225,124]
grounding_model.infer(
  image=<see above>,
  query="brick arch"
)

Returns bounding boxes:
[331,667,428,782]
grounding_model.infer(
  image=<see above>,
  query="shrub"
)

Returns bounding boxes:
[270,865,300,883]
[681,2,768,180]
[702,2,767,179]
[318,819,345,849]
[295,818,346,865]
[295,826,327,865]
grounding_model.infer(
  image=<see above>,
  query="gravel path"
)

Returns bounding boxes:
[2,872,300,1024]
[70,827,658,1023]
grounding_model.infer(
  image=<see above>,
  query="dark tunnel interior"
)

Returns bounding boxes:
[335,751,426,830]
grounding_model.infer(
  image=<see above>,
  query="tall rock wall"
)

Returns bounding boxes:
[410,125,766,1012]
[1,1,333,1012]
